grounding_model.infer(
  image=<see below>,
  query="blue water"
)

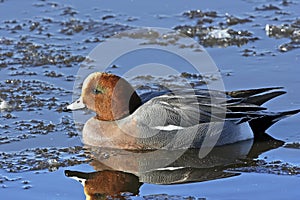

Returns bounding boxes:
[0,0,300,199]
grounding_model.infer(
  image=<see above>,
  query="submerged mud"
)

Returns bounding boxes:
[0,146,88,172]
[176,1,300,52]
[175,10,258,47]
[0,0,131,174]
[229,158,300,176]
[265,19,300,52]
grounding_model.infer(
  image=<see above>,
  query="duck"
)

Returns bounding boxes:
[67,72,300,150]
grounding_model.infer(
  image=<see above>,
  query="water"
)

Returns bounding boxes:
[0,0,300,199]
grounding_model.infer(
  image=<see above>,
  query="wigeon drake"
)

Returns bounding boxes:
[67,72,300,150]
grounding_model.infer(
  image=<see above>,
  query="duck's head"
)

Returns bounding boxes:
[68,72,142,121]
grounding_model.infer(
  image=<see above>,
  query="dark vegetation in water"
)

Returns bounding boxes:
[139,194,206,200]
[175,1,300,51]
[284,142,300,149]
[0,77,78,144]
[175,10,258,47]
[229,158,300,176]
[0,1,131,174]
[255,4,281,11]
[0,146,89,172]
[266,19,300,52]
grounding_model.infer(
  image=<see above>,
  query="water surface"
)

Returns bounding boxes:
[0,0,300,199]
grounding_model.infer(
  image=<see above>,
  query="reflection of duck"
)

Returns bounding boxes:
[87,135,284,180]
[67,72,299,150]
[65,170,141,200]
[65,137,284,198]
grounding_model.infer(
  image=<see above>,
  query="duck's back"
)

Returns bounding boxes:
[129,87,299,149]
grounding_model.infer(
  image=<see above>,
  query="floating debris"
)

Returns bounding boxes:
[44,71,63,78]
[240,47,275,57]
[265,24,294,38]
[142,194,206,200]
[183,10,218,19]
[175,10,258,47]
[265,19,300,52]
[0,146,89,172]
[255,4,281,11]
[226,15,252,26]
[102,15,115,20]
[22,185,32,190]
[229,159,300,176]
[284,142,300,149]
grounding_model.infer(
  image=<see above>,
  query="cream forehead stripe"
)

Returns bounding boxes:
[82,72,102,92]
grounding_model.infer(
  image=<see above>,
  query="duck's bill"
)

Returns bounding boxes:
[67,97,86,110]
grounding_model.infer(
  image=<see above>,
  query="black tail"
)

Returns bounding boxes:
[249,109,300,136]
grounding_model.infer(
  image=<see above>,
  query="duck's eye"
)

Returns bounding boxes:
[92,86,105,95]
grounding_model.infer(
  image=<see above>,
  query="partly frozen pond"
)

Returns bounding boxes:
[0,0,300,199]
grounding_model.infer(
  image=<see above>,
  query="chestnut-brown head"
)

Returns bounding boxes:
[69,72,142,121]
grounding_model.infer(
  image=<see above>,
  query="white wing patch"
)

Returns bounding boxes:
[154,124,184,131]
